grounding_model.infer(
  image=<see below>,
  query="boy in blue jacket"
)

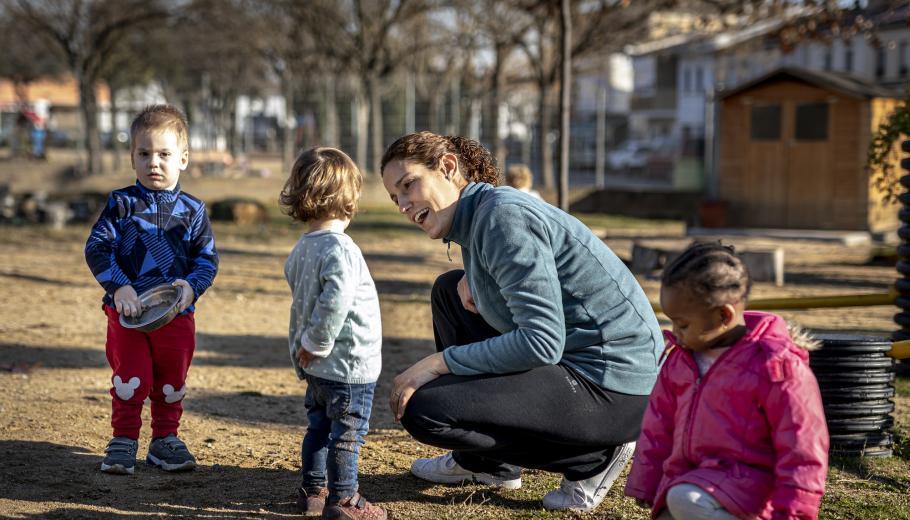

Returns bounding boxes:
[85,104,218,475]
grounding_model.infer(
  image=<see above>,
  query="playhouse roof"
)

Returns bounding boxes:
[717,66,902,100]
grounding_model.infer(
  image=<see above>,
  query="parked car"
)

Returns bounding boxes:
[607,141,651,170]
[48,129,76,148]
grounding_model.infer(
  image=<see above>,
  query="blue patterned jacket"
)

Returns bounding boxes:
[85,181,218,311]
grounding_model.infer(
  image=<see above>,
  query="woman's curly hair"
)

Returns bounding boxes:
[279,147,362,223]
[380,131,502,186]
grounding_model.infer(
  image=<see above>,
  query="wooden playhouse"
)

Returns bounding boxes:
[716,67,902,232]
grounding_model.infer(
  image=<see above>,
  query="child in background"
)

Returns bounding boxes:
[280,147,386,520]
[85,104,218,475]
[505,163,542,200]
[625,242,828,520]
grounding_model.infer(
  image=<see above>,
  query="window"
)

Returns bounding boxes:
[824,49,832,71]
[695,66,704,92]
[901,42,908,77]
[876,47,886,78]
[795,103,829,141]
[844,43,853,72]
[751,104,781,140]
[684,68,692,93]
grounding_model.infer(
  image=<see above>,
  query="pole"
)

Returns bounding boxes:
[651,289,898,314]
[406,71,415,135]
[558,0,572,211]
[595,85,607,189]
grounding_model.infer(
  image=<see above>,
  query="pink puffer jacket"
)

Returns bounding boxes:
[624,312,828,519]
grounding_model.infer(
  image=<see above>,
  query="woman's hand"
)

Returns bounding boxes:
[390,352,450,421]
[457,274,478,313]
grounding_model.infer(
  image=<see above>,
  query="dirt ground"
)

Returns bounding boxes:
[0,155,907,519]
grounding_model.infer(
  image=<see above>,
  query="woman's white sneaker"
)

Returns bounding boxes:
[542,441,636,511]
[410,452,522,490]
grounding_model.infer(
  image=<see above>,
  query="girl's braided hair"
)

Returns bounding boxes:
[661,242,752,308]
[380,131,502,186]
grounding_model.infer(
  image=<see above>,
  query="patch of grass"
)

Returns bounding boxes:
[248,202,423,242]
[818,372,910,519]
[349,204,426,240]
[211,221,296,244]
[822,454,910,519]
[896,374,910,397]
[572,212,685,234]
[0,222,91,246]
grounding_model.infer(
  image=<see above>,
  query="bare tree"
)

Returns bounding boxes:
[170,0,272,156]
[459,1,534,167]
[0,6,65,158]
[97,30,160,171]
[301,0,436,175]
[517,0,678,190]
[252,0,352,174]
[403,7,467,135]
[0,7,65,98]
[253,0,303,174]
[4,0,171,175]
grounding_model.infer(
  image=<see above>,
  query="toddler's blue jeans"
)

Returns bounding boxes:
[300,374,375,503]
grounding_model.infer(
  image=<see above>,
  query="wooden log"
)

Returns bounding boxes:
[210,198,270,225]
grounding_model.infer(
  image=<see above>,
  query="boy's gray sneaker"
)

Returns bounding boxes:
[542,441,636,511]
[146,434,197,472]
[410,452,522,490]
[100,436,138,475]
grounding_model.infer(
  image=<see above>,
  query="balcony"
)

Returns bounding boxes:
[630,88,677,111]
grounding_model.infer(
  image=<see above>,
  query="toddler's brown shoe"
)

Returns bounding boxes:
[296,487,328,516]
[322,493,386,520]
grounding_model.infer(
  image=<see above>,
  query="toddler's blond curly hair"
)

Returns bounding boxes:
[280,147,362,223]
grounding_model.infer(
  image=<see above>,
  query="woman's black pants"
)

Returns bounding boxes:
[400,269,649,481]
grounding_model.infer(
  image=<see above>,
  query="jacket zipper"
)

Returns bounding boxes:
[682,345,737,462]
[684,370,701,462]
[155,192,162,238]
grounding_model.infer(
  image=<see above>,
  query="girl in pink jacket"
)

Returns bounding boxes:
[625,242,828,519]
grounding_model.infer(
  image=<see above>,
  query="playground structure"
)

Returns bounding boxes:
[651,289,910,359]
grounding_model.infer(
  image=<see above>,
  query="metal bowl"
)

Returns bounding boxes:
[119,284,183,333]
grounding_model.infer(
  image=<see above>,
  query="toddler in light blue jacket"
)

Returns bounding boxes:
[279,147,385,520]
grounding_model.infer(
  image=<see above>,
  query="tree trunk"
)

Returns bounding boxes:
[354,86,369,174]
[595,85,606,189]
[369,76,383,176]
[429,87,445,134]
[537,78,554,190]
[558,0,572,211]
[491,44,506,169]
[110,85,121,172]
[323,75,339,147]
[77,69,103,175]
[227,97,239,156]
[282,73,296,176]
[450,78,462,135]
[405,71,415,134]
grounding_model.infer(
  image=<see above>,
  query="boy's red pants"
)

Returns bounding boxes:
[104,306,195,440]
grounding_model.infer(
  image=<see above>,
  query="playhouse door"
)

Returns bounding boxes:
[745,103,788,227]
[785,100,832,228]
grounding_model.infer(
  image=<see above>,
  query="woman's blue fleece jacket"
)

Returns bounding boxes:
[442,182,662,395]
